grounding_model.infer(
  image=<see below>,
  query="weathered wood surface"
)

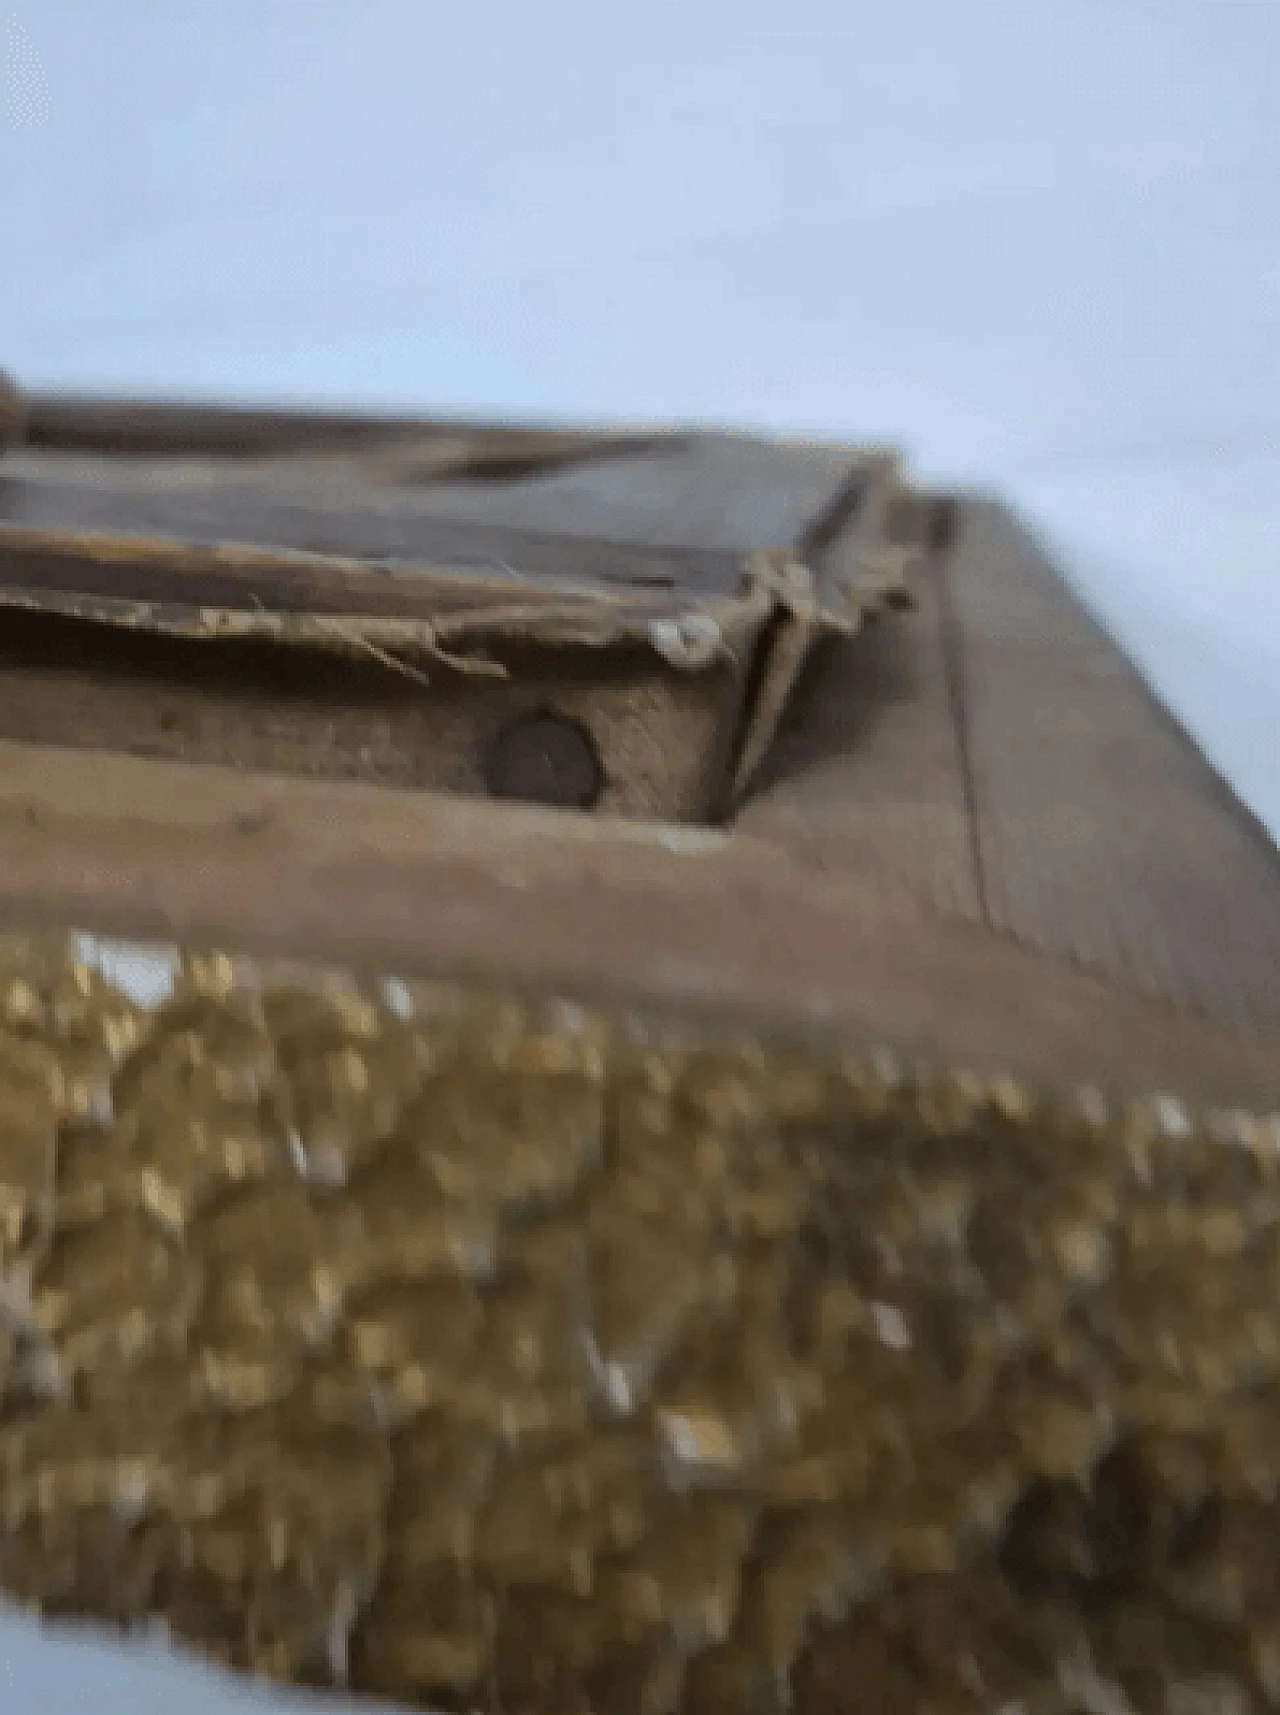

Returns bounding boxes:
[954,500,1280,1032]
[356,435,864,555]
[18,392,678,460]
[0,473,744,604]
[1,434,871,591]
[0,739,1270,1109]
[740,497,1280,1034]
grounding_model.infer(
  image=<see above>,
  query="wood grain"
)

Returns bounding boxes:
[948,500,1280,1029]
[737,496,1280,1033]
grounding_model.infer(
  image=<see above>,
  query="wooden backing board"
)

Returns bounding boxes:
[0,396,924,828]
[2,433,872,598]
[0,465,744,603]
[355,434,865,555]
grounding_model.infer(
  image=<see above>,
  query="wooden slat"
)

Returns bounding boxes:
[0,738,1272,1104]
[394,435,861,553]
[6,434,863,565]
[19,393,669,458]
[952,500,1280,1031]
[1,467,740,599]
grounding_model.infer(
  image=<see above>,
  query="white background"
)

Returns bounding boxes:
[3,3,1279,1707]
